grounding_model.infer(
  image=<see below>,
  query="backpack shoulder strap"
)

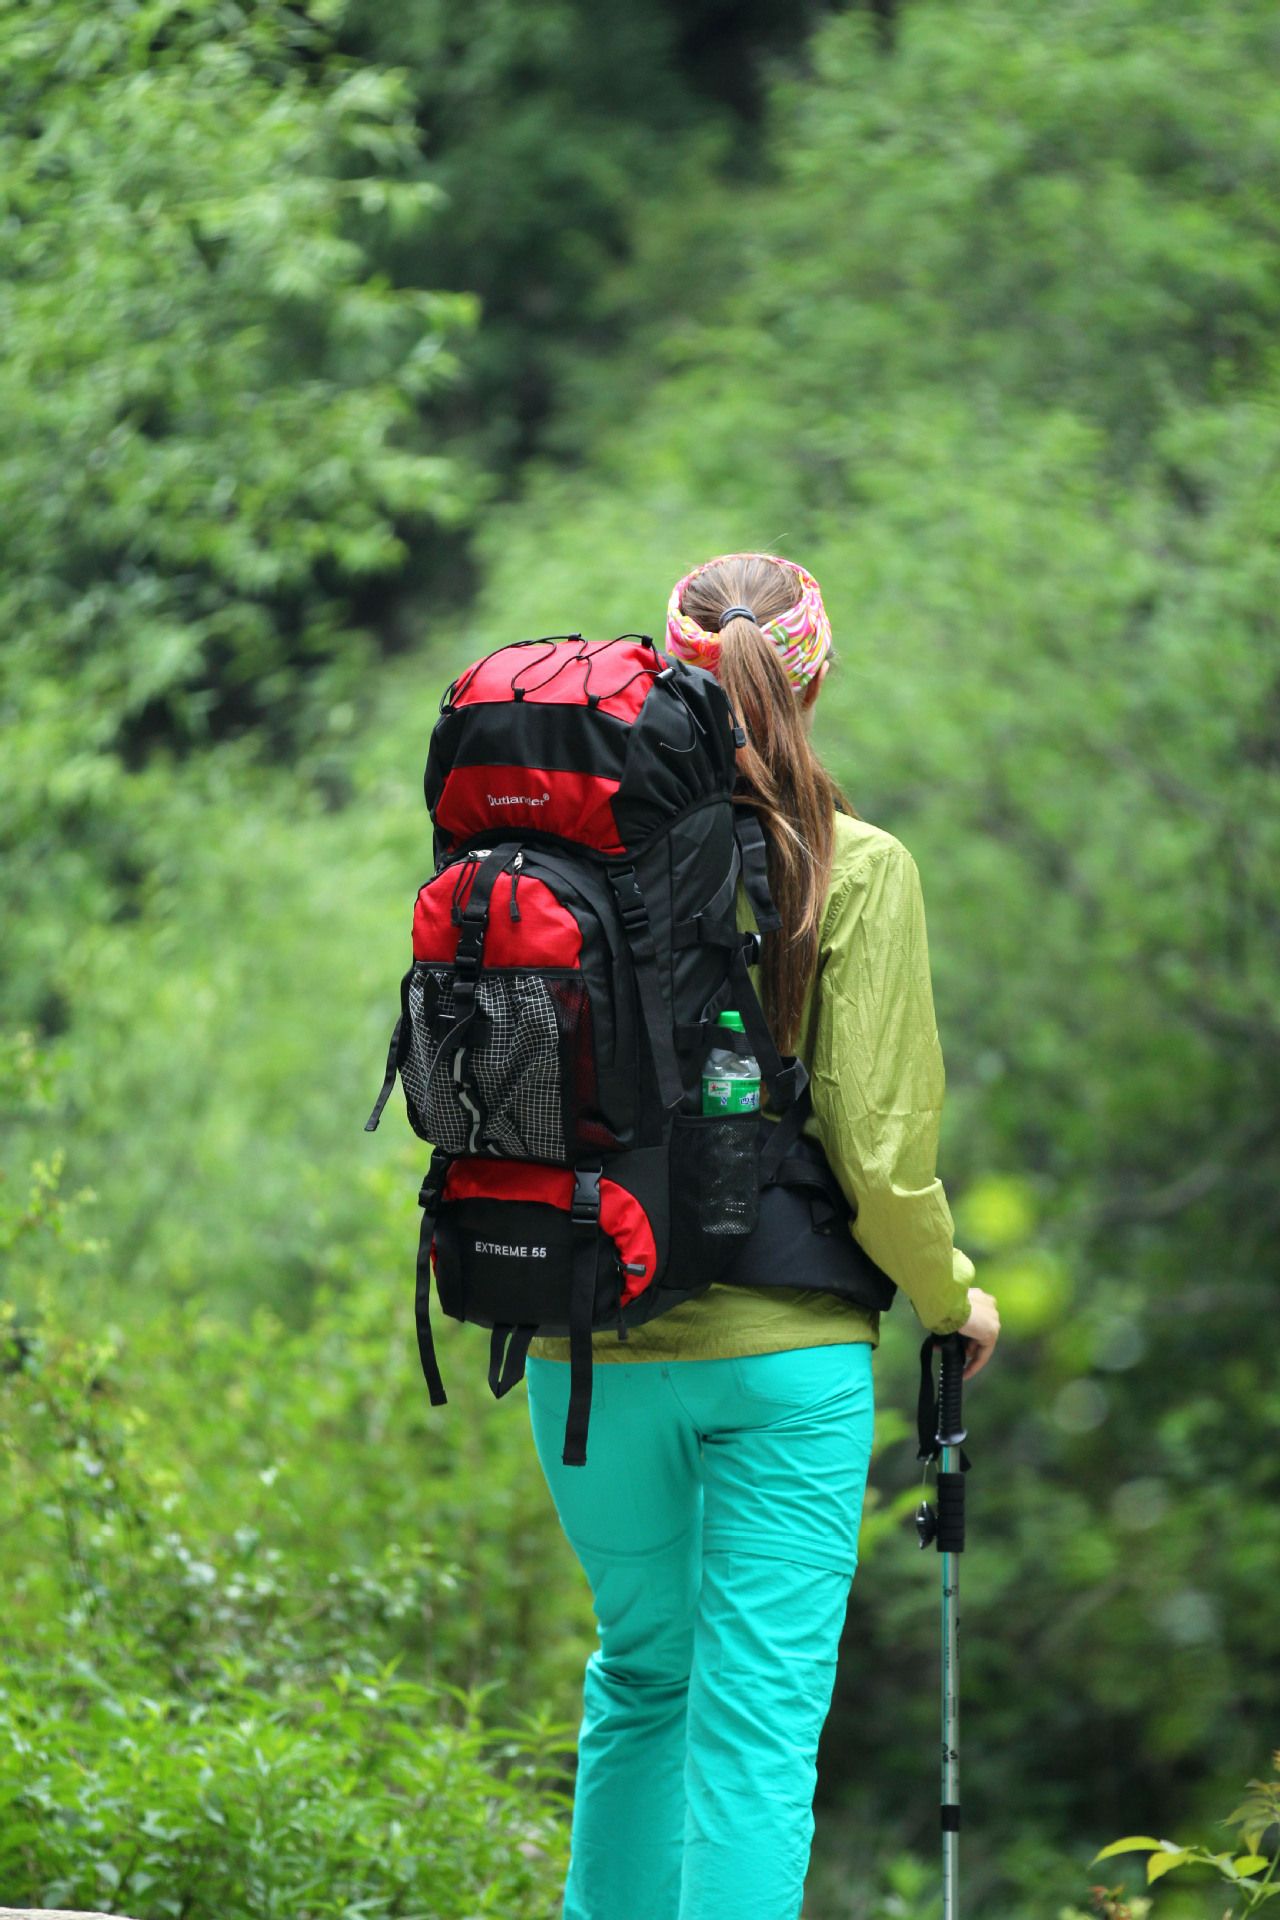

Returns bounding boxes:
[758,1080,813,1184]
[726,811,809,1112]
[728,938,808,1112]
[673,839,740,951]
[734,808,782,935]
[609,865,685,1112]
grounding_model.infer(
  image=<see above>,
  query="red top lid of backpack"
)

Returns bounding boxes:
[422,633,738,859]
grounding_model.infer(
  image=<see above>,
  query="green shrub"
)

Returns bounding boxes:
[0,1668,568,1920]
[0,1250,592,1714]
[1086,1755,1280,1913]
[0,0,475,1029]
[0,1154,576,1916]
[460,0,1280,1867]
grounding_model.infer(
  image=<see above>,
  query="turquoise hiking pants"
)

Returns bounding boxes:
[526,1344,875,1920]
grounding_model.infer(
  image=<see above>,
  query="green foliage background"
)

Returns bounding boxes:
[3,0,1279,1914]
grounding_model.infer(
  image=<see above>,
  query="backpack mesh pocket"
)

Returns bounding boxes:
[401,964,615,1161]
[670,1113,760,1243]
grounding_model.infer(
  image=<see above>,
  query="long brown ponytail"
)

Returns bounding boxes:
[678,555,845,1054]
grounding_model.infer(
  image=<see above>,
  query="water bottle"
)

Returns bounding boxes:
[701,1010,761,1115]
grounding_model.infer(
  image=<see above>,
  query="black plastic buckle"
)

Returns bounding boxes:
[619,903,648,936]
[771,1060,809,1108]
[418,1165,448,1210]
[453,935,483,981]
[612,868,647,923]
[571,1166,602,1226]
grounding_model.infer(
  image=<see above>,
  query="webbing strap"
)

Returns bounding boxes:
[728,942,808,1112]
[452,843,519,1017]
[365,1013,403,1132]
[610,867,685,1112]
[414,1156,451,1406]
[734,810,782,935]
[562,1166,601,1466]
[447,844,519,1151]
[673,843,741,949]
[758,1081,814,1186]
[488,1324,535,1399]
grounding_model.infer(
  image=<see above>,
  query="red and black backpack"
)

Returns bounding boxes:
[366,633,812,1464]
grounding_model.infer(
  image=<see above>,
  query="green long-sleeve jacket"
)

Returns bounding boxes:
[530,813,974,1363]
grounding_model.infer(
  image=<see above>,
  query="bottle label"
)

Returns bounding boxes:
[702,1076,761,1116]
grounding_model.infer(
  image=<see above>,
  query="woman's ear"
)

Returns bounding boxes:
[801,659,830,712]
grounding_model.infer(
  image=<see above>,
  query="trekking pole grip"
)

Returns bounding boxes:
[935,1332,967,1556]
[937,1331,966,1448]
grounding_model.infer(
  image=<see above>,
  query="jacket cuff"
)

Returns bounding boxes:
[921,1248,974,1336]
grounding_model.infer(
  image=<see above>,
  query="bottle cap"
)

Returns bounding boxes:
[717,1010,746,1033]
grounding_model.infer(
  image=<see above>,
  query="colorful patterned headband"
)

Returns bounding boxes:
[665,552,832,692]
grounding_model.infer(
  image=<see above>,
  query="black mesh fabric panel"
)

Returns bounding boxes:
[401,964,617,1161]
[671,1113,761,1241]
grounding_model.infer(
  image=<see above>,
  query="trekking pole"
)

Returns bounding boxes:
[916,1332,969,1920]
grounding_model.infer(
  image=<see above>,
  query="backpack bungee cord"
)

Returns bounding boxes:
[917,1331,971,1920]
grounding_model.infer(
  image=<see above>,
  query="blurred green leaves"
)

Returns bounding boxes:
[0,1665,570,1919]
[458,0,1280,1878]
[1090,1752,1280,1907]
[0,1201,592,1709]
[955,1177,1038,1254]
[6,0,1280,1912]
[340,0,829,467]
[0,0,476,1024]
[0,0,473,749]
[956,1177,1072,1336]
[0,1169,578,1915]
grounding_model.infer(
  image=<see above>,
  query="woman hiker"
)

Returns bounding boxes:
[525,551,1001,1920]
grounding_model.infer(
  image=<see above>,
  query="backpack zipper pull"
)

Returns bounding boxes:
[509,851,523,922]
